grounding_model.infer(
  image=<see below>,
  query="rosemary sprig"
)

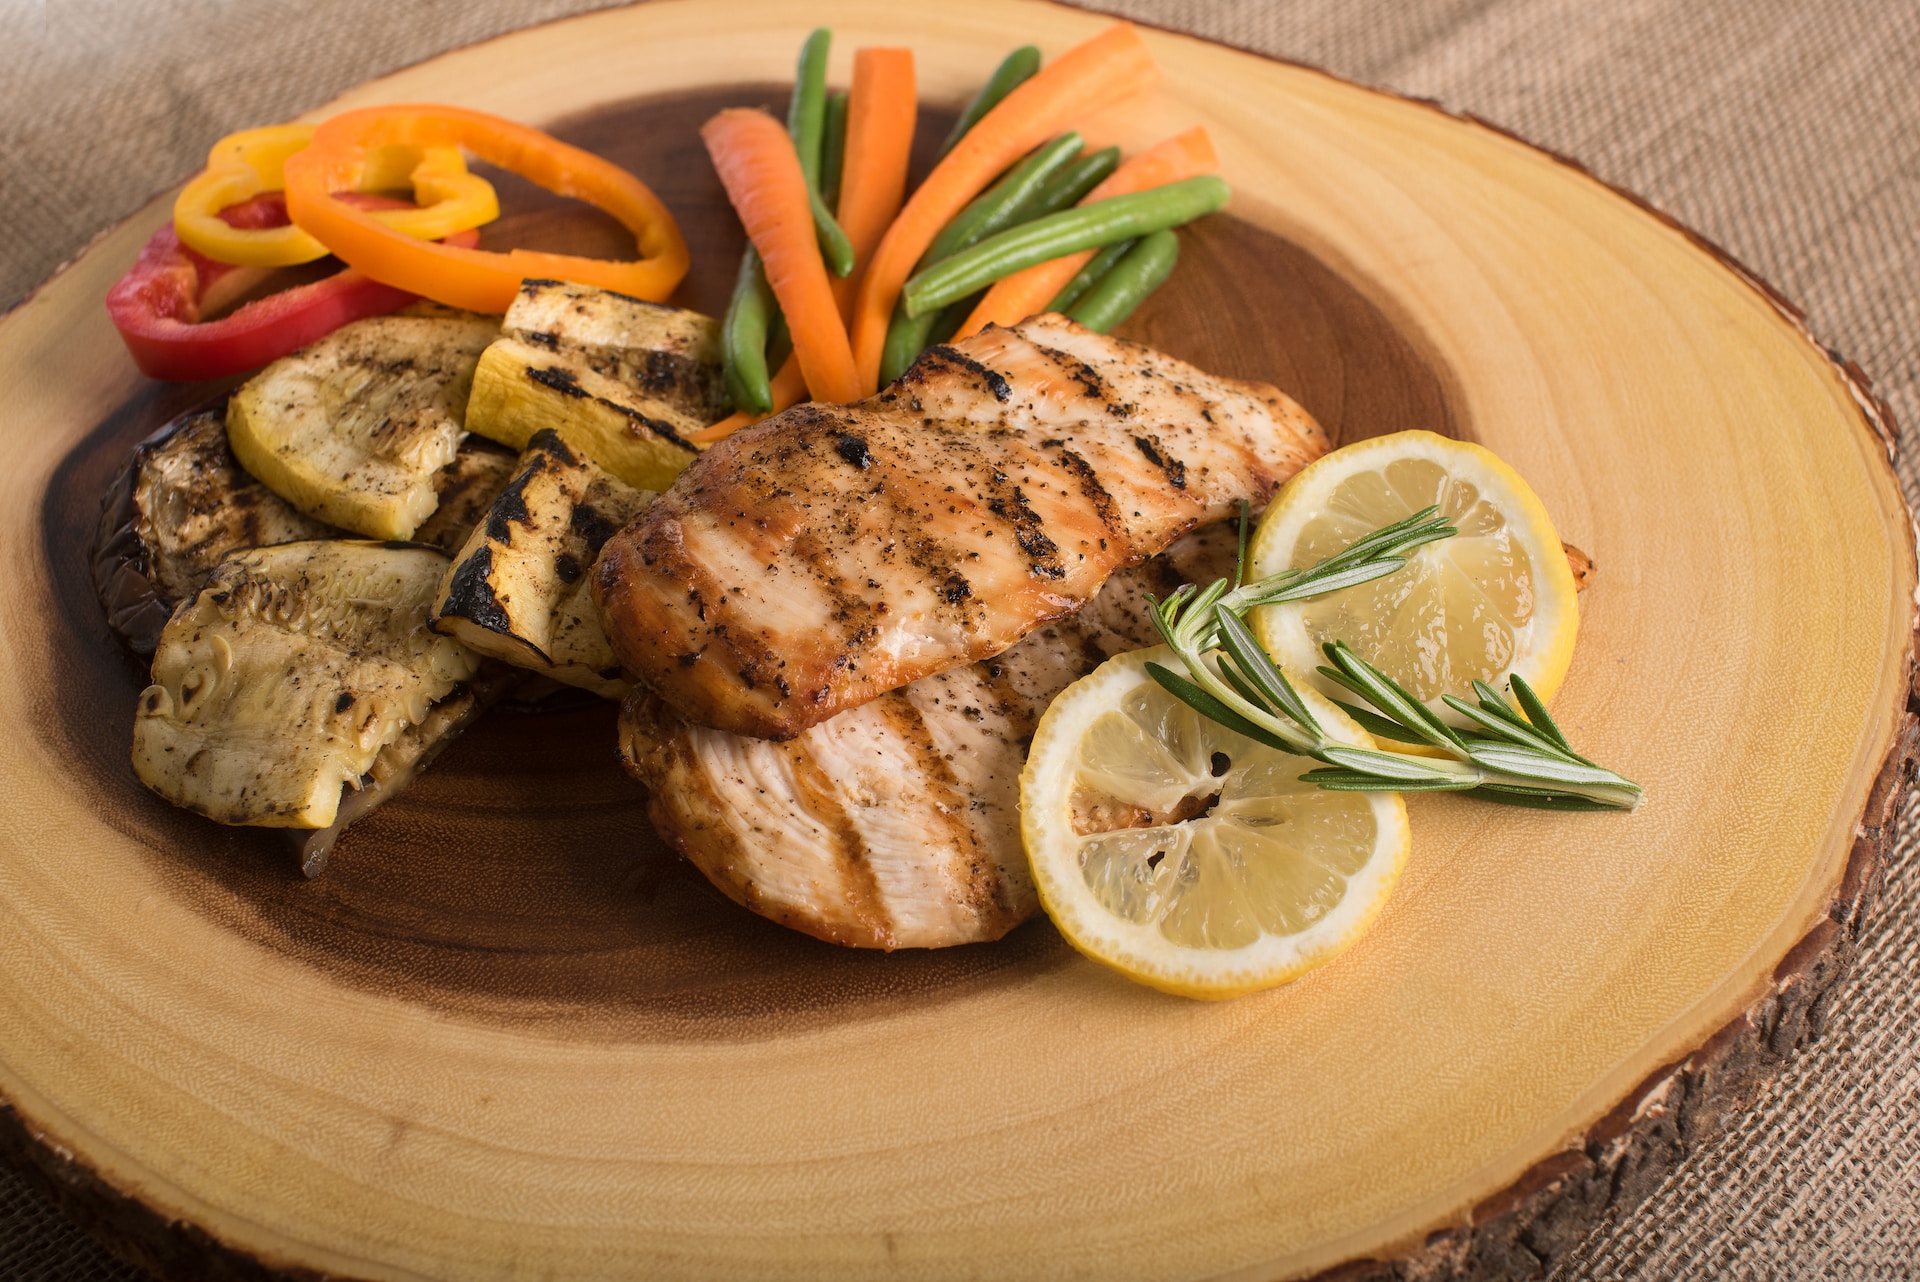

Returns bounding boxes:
[1143,507,1642,811]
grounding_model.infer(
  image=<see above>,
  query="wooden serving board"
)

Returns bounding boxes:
[0,2,1912,1278]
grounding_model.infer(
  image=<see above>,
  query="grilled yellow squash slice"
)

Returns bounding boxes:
[463,280,724,491]
[131,541,481,829]
[226,310,501,540]
[431,429,653,698]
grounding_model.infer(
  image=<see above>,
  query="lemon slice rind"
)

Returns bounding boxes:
[1022,647,1411,1000]
[1247,430,1579,717]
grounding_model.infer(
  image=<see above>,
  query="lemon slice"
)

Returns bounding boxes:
[1022,647,1410,999]
[1248,430,1578,715]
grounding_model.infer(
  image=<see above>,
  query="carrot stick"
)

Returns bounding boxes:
[689,355,809,444]
[832,48,917,321]
[847,22,1158,393]
[701,108,862,405]
[952,126,1218,338]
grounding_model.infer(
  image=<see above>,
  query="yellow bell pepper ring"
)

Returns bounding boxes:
[173,123,500,268]
[282,105,690,313]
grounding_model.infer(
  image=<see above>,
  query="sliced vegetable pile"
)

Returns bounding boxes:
[108,20,1215,413]
[107,105,687,381]
[702,24,1233,437]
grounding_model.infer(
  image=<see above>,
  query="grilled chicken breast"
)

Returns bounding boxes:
[617,525,1240,949]
[595,315,1327,740]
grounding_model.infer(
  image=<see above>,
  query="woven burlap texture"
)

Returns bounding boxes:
[3,0,1916,1277]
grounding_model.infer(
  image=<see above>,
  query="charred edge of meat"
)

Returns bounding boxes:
[525,364,700,453]
[92,401,227,660]
[908,345,1012,403]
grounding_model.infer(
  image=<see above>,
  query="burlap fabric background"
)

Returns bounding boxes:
[3,0,1916,1276]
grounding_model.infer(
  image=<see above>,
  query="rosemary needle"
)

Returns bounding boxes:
[1144,505,1643,811]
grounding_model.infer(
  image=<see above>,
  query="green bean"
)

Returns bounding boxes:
[938,45,1041,158]
[723,249,777,413]
[1047,238,1135,312]
[878,135,1082,383]
[788,28,832,180]
[1069,229,1180,333]
[1025,145,1120,216]
[924,133,1084,266]
[877,302,927,388]
[820,90,850,214]
[766,311,793,377]
[786,28,855,277]
[902,175,1230,317]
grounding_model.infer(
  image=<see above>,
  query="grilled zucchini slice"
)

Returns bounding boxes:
[431,429,653,698]
[226,311,500,540]
[464,280,721,491]
[132,541,481,829]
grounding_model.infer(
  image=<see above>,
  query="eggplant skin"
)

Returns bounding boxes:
[93,407,518,658]
[93,405,337,657]
[131,540,480,829]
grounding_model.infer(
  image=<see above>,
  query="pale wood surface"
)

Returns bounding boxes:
[0,2,1911,1278]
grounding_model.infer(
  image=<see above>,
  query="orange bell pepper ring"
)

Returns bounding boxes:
[174,123,499,268]
[283,105,690,313]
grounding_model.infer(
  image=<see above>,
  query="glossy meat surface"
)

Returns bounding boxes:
[617,526,1241,949]
[594,315,1326,739]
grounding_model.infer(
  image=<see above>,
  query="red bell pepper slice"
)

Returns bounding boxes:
[105,192,479,382]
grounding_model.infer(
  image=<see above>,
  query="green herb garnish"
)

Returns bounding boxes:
[1144,505,1643,811]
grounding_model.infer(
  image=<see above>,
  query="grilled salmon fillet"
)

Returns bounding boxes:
[593,315,1327,740]
[617,525,1240,949]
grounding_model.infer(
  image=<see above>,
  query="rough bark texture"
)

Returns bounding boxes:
[1,10,1912,1280]
[1314,700,1920,1282]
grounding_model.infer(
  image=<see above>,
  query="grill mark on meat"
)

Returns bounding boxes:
[905,529,983,637]
[1045,443,1128,548]
[912,344,1012,403]
[594,316,1329,740]
[787,529,880,696]
[969,446,1065,580]
[785,744,896,948]
[975,660,1037,738]
[1133,434,1188,490]
[1063,357,1109,403]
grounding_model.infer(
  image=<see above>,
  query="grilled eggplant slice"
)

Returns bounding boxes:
[463,280,718,491]
[95,407,340,656]
[95,407,518,655]
[226,310,500,540]
[132,541,481,830]
[431,429,653,698]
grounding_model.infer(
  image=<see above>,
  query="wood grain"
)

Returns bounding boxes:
[0,2,1909,1279]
